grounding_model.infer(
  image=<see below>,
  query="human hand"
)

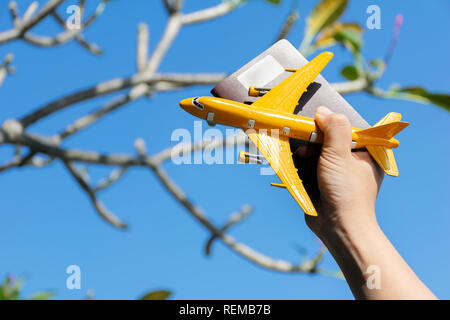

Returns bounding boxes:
[293,106,384,241]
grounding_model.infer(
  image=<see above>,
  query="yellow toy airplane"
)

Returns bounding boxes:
[179,52,409,216]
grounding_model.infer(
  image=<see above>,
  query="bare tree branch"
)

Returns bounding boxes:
[0,53,15,87]
[137,23,149,73]
[205,205,252,256]
[163,0,173,14]
[22,2,40,23]
[275,7,299,42]
[19,0,62,31]
[150,163,325,273]
[8,1,20,27]
[331,78,368,94]
[144,15,182,75]
[94,166,130,192]
[0,151,51,172]
[71,32,102,55]
[1,126,244,169]
[20,0,108,49]
[0,0,64,44]
[19,73,227,127]
[181,2,237,25]
[1,0,106,57]
[173,0,184,13]
[22,29,84,47]
[0,144,22,172]
[63,160,128,229]
[51,11,102,55]
[152,131,248,164]
[58,86,148,140]
[145,1,241,76]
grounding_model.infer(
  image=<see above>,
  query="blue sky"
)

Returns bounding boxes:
[0,0,449,299]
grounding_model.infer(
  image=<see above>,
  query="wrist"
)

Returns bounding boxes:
[318,217,384,299]
[316,209,437,300]
[318,207,380,247]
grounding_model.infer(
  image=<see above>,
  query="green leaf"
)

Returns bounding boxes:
[398,87,450,111]
[140,289,172,300]
[29,291,56,300]
[314,22,362,51]
[334,25,363,52]
[305,0,348,38]
[264,0,281,4]
[0,275,25,300]
[340,65,359,80]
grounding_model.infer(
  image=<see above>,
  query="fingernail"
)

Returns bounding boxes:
[316,106,332,118]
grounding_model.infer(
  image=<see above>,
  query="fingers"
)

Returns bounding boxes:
[294,144,321,158]
[315,106,352,158]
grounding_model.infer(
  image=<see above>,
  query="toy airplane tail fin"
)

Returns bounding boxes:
[357,114,409,140]
[366,145,399,176]
[358,113,409,177]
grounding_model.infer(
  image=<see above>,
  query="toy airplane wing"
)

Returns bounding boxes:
[244,53,334,216]
[251,51,333,113]
[246,131,317,216]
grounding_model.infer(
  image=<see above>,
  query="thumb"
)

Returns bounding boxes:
[315,106,352,158]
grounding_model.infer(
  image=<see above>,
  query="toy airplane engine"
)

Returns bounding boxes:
[179,51,409,217]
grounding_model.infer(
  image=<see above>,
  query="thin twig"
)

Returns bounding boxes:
[0,0,64,44]
[275,7,299,42]
[22,2,39,23]
[8,1,20,27]
[51,11,103,55]
[163,0,173,14]
[58,86,148,139]
[144,15,181,75]
[152,131,247,164]
[94,166,130,192]
[205,205,252,256]
[181,2,237,25]
[137,23,149,73]
[21,0,108,48]
[331,78,368,94]
[62,160,128,229]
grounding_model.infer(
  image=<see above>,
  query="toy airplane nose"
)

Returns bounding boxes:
[179,98,192,110]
